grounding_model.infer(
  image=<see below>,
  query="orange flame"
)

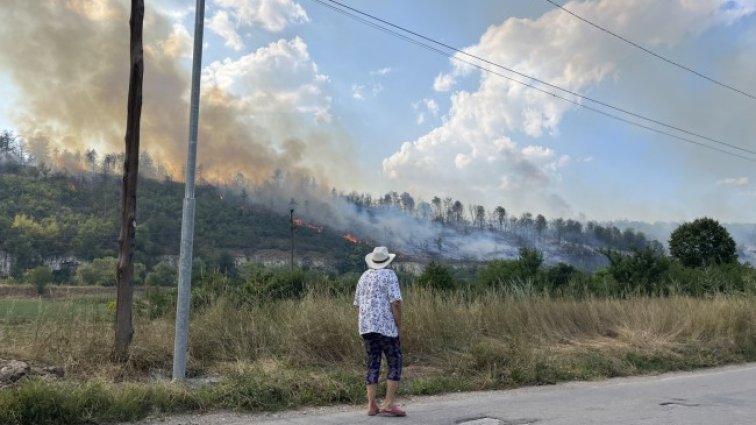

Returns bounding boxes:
[343,233,359,244]
[307,223,324,233]
[293,218,305,226]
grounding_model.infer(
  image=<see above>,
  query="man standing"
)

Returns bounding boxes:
[354,246,406,417]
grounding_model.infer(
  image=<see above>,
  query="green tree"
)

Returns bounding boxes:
[85,148,98,176]
[417,261,455,291]
[517,247,543,278]
[669,217,737,268]
[474,205,486,229]
[25,265,53,295]
[535,214,547,239]
[494,206,506,231]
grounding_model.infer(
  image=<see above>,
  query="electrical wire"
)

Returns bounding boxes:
[308,0,756,161]
[544,0,756,101]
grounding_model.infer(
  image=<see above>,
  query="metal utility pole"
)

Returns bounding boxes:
[289,199,296,275]
[172,0,205,381]
[114,0,144,363]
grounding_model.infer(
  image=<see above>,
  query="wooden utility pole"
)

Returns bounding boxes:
[114,0,144,362]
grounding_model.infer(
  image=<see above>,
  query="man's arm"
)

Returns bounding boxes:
[391,301,402,335]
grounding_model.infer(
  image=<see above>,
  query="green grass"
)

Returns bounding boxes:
[0,298,111,325]
[0,366,367,425]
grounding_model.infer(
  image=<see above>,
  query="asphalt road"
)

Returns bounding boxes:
[130,363,756,425]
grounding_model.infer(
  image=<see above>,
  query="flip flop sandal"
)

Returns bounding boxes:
[379,406,407,417]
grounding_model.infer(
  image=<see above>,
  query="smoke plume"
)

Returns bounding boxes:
[0,0,360,187]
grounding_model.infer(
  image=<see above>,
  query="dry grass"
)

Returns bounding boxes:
[1,289,756,423]
[0,289,756,424]
[2,288,755,381]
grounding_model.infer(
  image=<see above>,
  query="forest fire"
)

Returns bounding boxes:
[343,233,359,244]
[291,218,324,233]
[306,223,323,233]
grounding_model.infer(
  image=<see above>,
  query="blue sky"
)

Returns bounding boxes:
[1,0,755,222]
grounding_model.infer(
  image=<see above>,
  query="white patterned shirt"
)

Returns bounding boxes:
[353,268,402,337]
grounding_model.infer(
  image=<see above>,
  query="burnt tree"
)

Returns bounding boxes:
[114,0,144,362]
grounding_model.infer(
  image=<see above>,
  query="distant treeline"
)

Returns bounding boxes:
[340,189,660,253]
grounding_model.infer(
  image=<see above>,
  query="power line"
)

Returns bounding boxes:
[544,0,756,101]
[308,0,756,161]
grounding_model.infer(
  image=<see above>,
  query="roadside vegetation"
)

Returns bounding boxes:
[2,249,756,424]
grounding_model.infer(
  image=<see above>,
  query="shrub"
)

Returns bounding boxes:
[477,259,520,288]
[417,261,455,290]
[25,266,53,295]
[602,247,670,294]
[665,262,754,296]
[139,286,176,319]
[320,272,360,295]
[192,265,325,308]
[75,257,118,286]
[191,270,232,309]
[545,262,578,289]
[76,257,145,286]
[145,261,178,287]
[477,248,544,289]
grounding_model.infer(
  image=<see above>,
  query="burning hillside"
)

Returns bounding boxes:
[343,233,359,244]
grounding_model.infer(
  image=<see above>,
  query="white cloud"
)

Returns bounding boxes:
[433,72,456,92]
[413,98,440,125]
[521,145,554,159]
[371,67,392,76]
[202,37,331,122]
[153,1,194,22]
[425,99,439,116]
[208,10,244,50]
[383,0,755,217]
[207,0,308,49]
[351,82,383,101]
[212,0,308,32]
[352,84,365,100]
[719,177,750,186]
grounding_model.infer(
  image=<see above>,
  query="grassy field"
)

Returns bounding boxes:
[0,297,110,325]
[1,289,756,424]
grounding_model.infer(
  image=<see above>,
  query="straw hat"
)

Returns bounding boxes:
[365,246,396,269]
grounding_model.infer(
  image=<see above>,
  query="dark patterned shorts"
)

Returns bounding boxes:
[361,332,402,384]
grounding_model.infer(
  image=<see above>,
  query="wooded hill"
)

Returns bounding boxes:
[0,156,671,280]
[0,165,365,278]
